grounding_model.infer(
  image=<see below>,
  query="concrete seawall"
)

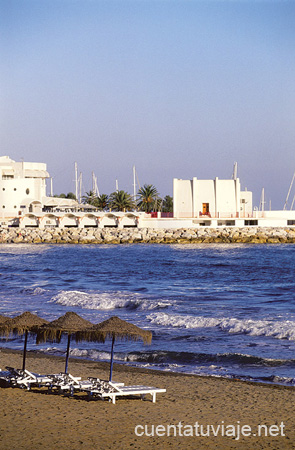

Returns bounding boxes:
[1,227,295,244]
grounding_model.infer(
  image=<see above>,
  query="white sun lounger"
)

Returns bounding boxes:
[5,366,53,390]
[104,384,166,404]
[49,373,103,396]
[48,372,83,393]
[0,368,13,386]
[85,379,166,404]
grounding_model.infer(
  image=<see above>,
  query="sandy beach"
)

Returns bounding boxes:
[0,349,294,450]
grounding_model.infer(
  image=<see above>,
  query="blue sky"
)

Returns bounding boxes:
[1,0,295,209]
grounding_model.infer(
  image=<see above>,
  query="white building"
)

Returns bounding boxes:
[0,156,49,217]
[1,156,295,229]
[173,176,252,224]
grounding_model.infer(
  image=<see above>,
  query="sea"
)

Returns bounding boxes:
[0,243,295,386]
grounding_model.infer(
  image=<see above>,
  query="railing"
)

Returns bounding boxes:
[149,212,173,218]
[160,212,173,218]
[174,212,266,219]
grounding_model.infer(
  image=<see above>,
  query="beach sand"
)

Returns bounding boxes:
[0,348,294,450]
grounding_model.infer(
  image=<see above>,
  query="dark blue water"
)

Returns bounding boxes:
[0,243,295,385]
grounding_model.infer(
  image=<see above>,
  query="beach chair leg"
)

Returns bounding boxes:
[152,393,156,403]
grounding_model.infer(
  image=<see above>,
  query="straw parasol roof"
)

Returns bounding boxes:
[81,316,152,344]
[36,311,95,343]
[0,314,9,325]
[0,311,49,371]
[0,311,49,337]
[78,316,152,382]
[35,311,98,374]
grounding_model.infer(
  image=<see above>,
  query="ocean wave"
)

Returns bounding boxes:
[125,350,293,367]
[261,375,295,385]
[70,348,112,361]
[147,312,295,340]
[39,346,290,367]
[20,287,47,295]
[39,346,127,363]
[50,290,172,311]
[36,346,295,386]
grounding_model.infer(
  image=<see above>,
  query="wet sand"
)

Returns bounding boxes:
[0,348,294,450]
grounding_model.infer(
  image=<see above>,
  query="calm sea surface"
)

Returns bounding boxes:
[1,243,295,385]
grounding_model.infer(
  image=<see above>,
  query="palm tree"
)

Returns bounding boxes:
[109,190,135,212]
[54,192,77,200]
[97,194,109,210]
[137,184,160,212]
[82,190,98,206]
[66,192,77,200]
[162,195,173,213]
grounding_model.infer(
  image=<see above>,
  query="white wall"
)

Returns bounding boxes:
[240,190,252,214]
[173,177,247,218]
[215,179,238,214]
[173,179,193,218]
[195,179,215,215]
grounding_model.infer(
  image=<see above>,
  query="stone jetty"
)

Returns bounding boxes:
[0,227,295,244]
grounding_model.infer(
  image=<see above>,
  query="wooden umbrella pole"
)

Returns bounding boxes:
[109,335,115,382]
[22,330,28,371]
[65,335,71,374]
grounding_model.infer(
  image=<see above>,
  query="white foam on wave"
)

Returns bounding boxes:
[0,244,50,255]
[147,312,295,341]
[23,287,46,295]
[270,375,295,385]
[70,348,112,361]
[50,290,172,311]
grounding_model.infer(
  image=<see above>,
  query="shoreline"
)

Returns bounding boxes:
[1,226,295,244]
[1,347,293,390]
[1,347,294,449]
[1,347,294,390]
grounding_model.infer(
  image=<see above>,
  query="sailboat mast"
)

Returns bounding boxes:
[50,178,53,197]
[133,165,136,201]
[78,172,82,203]
[92,172,100,197]
[283,171,295,210]
[75,162,78,201]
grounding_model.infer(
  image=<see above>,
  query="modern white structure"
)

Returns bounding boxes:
[173,177,253,223]
[0,156,49,217]
[1,156,295,229]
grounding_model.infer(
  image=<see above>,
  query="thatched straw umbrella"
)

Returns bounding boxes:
[78,316,152,381]
[0,314,9,324]
[36,311,97,373]
[0,311,49,370]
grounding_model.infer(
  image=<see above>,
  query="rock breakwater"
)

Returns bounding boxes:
[1,227,295,244]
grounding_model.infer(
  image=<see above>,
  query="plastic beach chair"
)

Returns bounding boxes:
[84,378,166,404]
[6,366,54,390]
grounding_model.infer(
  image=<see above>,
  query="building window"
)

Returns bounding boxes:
[2,205,5,209]
[218,220,235,226]
[244,220,258,226]
[287,220,295,226]
[2,188,5,191]
[26,188,30,195]
[14,206,17,208]
[14,188,17,191]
